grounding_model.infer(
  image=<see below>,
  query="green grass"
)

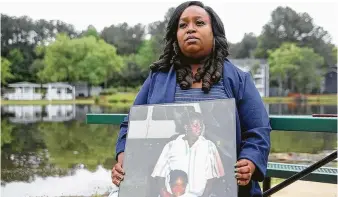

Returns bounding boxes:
[102,93,337,106]
[263,97,294,103]
[306,94,337,105]
[1,99,95,105]
[2,93,336,106]
[106,92,137,103]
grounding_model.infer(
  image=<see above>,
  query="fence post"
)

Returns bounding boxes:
[263,177,271,197]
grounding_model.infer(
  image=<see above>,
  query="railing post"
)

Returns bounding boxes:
[263,177,271,197]
[263,151,337,197]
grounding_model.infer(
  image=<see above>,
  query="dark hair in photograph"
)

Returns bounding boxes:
[150,1,229,93]
[169,170,189,186]
[181,111,203,125]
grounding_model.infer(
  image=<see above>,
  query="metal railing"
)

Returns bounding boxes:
[86,113,337,196]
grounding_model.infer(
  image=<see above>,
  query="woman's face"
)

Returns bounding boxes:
[176,5,214,59]
[185,118,202,141]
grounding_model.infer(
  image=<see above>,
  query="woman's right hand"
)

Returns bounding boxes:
[112,152,125,186]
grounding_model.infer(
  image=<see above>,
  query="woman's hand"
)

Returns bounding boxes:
[112,152,125,186]
[235,159,256,186]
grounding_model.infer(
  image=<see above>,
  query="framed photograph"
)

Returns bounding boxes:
[118,99,237,197]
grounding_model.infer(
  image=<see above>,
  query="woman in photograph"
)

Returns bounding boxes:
[111,1,271,197]
[151,111,224,197]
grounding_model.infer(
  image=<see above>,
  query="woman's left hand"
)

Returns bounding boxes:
[235,159,256,186]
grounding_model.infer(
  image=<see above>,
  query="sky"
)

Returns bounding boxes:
[0,0,337,45]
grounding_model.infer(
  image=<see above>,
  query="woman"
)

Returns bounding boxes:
[111,1,271,197]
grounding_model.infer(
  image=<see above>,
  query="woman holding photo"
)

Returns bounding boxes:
[112,1,271,197]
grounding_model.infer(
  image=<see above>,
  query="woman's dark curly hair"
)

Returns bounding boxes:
[150,1,229,93]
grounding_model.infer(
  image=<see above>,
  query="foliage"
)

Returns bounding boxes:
[1,57,14,85]
[255,6,335,68]
[1,5,336,94]
[268,43,324,94]
[1,14,77,82]
[38,34,123,86]
[101,23,146,55]
[229,33,258,58]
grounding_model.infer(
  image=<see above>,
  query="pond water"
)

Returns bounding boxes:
[1,103,337,197]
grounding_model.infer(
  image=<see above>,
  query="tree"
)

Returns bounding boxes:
[116,55,147,88]
[229,33,258,58]
[268,43,324,94]
[135,38,159,71]
[1,57,14,85]
[38,33,123,89]
[255,6,335,68]
[147,7,175,58]
[1,14,78,82]
[80,25,100,39]
[101,23,146,55]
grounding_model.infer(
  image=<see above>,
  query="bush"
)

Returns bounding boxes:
[99,88,118,95]
[94,96,100,104]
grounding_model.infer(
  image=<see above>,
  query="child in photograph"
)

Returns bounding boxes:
[162,170,197,197]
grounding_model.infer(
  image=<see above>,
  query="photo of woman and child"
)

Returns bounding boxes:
[150,110,233,197]
[114,100,237,197]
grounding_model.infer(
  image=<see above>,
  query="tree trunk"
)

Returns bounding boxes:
[291,79,295,93]
[87,84,91,98]
[278,76,283,96]
[104,77,108,89]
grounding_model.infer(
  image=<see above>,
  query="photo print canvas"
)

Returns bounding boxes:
[118,99,238,197]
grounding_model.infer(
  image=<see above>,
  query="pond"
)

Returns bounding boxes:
[1,103,337,197]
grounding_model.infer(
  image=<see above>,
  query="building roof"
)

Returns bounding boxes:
[42,82,74,89]
[8,82,41,88]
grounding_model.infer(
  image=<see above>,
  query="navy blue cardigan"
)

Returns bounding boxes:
[116,59,271,197]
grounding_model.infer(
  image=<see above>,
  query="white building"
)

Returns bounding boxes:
[2,105,43,123]
[43,104,76,122]
[230,59,269,97]
[2,104,76,123]
[43,83,75,100]
[4,82,42,100]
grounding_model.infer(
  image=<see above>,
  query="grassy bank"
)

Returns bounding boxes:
[1,93,336,106]
[102,93,337,106]
[1,99,95,105]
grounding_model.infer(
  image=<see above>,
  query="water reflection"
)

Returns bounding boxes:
[1,165,115,197]
[3,105,43,123]
[1,104,122,197]
[0,103,336,197]
[268,103,337,115]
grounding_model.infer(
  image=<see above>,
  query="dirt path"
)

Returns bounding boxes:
[271,181,337,197]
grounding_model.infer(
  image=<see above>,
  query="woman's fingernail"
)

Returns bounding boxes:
[234,169,238,172]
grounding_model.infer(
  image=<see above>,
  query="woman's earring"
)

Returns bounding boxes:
[212,39,216,54]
